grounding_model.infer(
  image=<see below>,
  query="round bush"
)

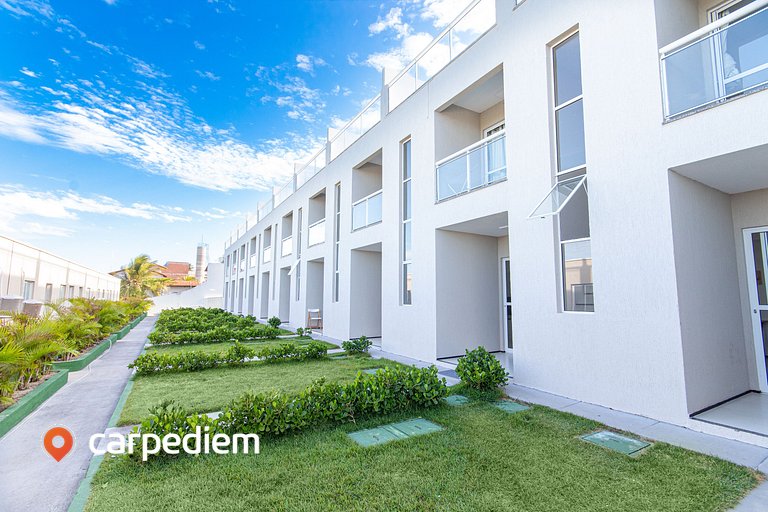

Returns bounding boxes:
[455,346,508,390]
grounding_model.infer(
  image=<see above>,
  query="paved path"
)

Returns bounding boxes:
[0,316,155,512]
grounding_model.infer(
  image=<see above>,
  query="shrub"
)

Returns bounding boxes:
[147,325,279,345]
[455,346,508,390]
[267,316,282,329]
[342,335,372,354]
[296,327,304,337]
[257,342,327,363]
[128,342,327,374]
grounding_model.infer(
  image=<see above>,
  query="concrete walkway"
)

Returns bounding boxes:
[0,316,154,512]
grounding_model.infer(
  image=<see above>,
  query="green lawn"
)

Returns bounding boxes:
[145,337,337,355]
[118,356,399,426]
[89,396,759,512]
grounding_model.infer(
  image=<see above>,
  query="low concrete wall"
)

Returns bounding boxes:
[0,370,68,439]
[150,262,224,314]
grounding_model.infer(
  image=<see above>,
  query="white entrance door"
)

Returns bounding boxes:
[743,228,768,391]
[501,258,513,352]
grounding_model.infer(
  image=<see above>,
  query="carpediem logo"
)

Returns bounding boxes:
[44,426,260,462]
[89,427,260,461]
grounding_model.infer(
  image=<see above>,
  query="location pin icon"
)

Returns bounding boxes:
[44,427,74,462]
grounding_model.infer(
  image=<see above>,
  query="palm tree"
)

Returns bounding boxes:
[119,255,170,299]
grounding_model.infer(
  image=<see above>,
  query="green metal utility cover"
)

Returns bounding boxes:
[347,418,443,447]
[362,368,381,375]
[390,418,444,436]
[443,395,470,406]
[581,430,651,455]
[494,400,530,414]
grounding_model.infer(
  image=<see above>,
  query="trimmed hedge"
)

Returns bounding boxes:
[147,325,280,345]
[132,365,447,460]
[129,342,328,374]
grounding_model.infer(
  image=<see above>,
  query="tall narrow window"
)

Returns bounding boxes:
[401,139,413,305]
[333,183,341,302]
[44,283,53,303]
[296,208,303,259]
[295,261,301,301]
[553,32,594,312]
[23,280,34,300]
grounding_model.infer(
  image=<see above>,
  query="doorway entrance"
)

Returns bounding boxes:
[744,227,768,391]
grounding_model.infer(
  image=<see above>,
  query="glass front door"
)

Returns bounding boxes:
[501,258,513,351]
[745,228,768,391]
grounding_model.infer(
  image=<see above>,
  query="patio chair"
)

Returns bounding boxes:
[22,300,43,318]
[307,309,323,330]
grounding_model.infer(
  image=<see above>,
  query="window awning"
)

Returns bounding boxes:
[528,175,587,218]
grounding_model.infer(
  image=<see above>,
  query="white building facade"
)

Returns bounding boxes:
[0,236,121,304]
[223,0,768,443]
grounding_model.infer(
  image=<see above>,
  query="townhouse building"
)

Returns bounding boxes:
[223,0,768,444]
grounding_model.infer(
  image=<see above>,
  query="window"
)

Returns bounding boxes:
[296,208,303,259]
[553,33,594,312]
[333,183,341,302]
[23,280,35,300]
[78,286,83,298]
[295,261,301,301]
[529,32,594,312]
[401,139,413,305]
[44,284,53,303]
[59,285,66,300]
[68,285,74,298]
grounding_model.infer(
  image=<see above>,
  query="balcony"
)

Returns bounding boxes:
[249,254,257,268]
[660,3,768,119]
[263,246,272,264]
[281,236,293,257]
[308,219,326,246]
[352,190,383,231]
[388,0,496,111]
[239,260,245,272]
[436,131,506,202]
[329,96,381,160]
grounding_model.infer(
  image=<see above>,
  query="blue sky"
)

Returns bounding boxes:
[0,0,470,272]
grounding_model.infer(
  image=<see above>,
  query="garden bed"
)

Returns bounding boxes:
[53,313,147,372]
[117,356,403,426]
[87,396,760,512]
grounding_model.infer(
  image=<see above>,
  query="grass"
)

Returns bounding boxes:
[145,337,337,355]
[117,356,399,426]
[88,395,760,512]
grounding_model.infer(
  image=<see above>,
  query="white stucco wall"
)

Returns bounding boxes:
[220,0,768,427]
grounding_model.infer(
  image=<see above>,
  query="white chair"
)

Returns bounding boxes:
[307,309,323,330]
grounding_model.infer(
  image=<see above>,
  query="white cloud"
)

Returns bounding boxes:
[421,0,471,27]
[363,0,474,73]
[295,54,327,74]
[195,70,220,81]
[128,56,169,79]
[255,67,324,123]
[0,184,245,237]
[193,40,205,50]
[369,7,410,38]
[20,67,39,78]
[102,0,117,5]
[0,0,53,19]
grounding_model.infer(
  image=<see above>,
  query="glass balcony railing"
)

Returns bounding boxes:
[329,96,381,160]
[436,131,507,202]
[239,260,245,272]
[296,149,326,188]
[281,236,293,256]
[263,246,272,264]
[274,181,295,207]
[388,0,496,111]
[249,254,257,268]
[352,190,383,231]
[308,219,326,246]
[661,3,768,119]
